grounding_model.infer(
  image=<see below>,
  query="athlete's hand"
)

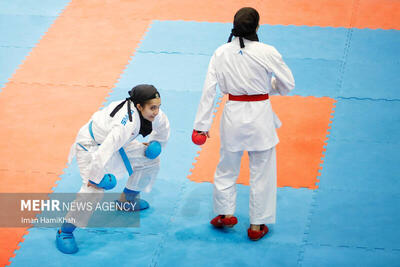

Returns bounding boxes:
[198,131,210,138]
[87,181,101,189]
[192,130,209,145]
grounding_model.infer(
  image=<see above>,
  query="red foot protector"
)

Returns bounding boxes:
[192,130,207,145]
[247,224,269,241]
[210,215,238,228]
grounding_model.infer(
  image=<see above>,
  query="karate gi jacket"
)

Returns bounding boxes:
[194,37,295,152]
[69,101,170,183]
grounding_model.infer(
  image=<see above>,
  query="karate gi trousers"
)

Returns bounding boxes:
[65,140,160,228]
[213,147,277,225]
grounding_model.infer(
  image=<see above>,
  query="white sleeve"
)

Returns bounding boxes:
[148,109,170,147]
[267,48,295,96]
[88,121,135,183]
[193,53,218,131]
[269,76,279,95]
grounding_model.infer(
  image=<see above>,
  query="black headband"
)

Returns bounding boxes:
[109,84,160,122]
[227,7,260,48]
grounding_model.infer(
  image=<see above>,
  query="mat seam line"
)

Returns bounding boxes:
[305,242,400,251]
[148,180,189,267]
[296,0,363,258]
[336,0,359,96]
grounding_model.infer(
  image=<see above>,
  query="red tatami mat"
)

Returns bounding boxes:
[188,95,336,189]
[150,0,400,29]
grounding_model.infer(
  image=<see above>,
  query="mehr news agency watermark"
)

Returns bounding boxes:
[0,193,140,228]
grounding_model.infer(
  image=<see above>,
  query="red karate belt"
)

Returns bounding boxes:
[228,94,269,101]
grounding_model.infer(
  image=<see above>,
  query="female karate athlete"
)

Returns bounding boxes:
[193,7,295,241]
[56,84,170,253]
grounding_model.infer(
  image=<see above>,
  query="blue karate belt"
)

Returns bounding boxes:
[78,121,133,176]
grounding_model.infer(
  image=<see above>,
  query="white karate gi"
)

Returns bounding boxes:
[66,100,170,227]
[194,37,294,224]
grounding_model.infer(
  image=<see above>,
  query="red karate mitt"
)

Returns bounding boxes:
[192,130,207,145]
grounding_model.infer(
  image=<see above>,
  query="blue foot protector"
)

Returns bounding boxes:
[124,187,140,201]
[56,229,78,254]
[61,222,76,233]
[115,199,150,211]
[122,188,149,210]
[89,173,117,190]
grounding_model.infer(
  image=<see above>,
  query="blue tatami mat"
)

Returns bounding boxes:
[328,99,400,143]
[155,184,314,267]
[285,58,341,97]
[0,46,31,88]
[0,0,69,16]
[347,29,400,63]
[258,25,348,60]
[11,227,163,267]
[306,96,400,255]
[306,188,400,250]
[302,245,400,267]
[0,3,70,92]
[140,21,400,100]
[167,185,314,246]
[116,53,210,92]
[341,29,400,100]
[340,60,400,100]
[318,141,400,193]
[141,21,348,60]
[157,238,300,267]
[139,21,230,55]
[0,14,58,47]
